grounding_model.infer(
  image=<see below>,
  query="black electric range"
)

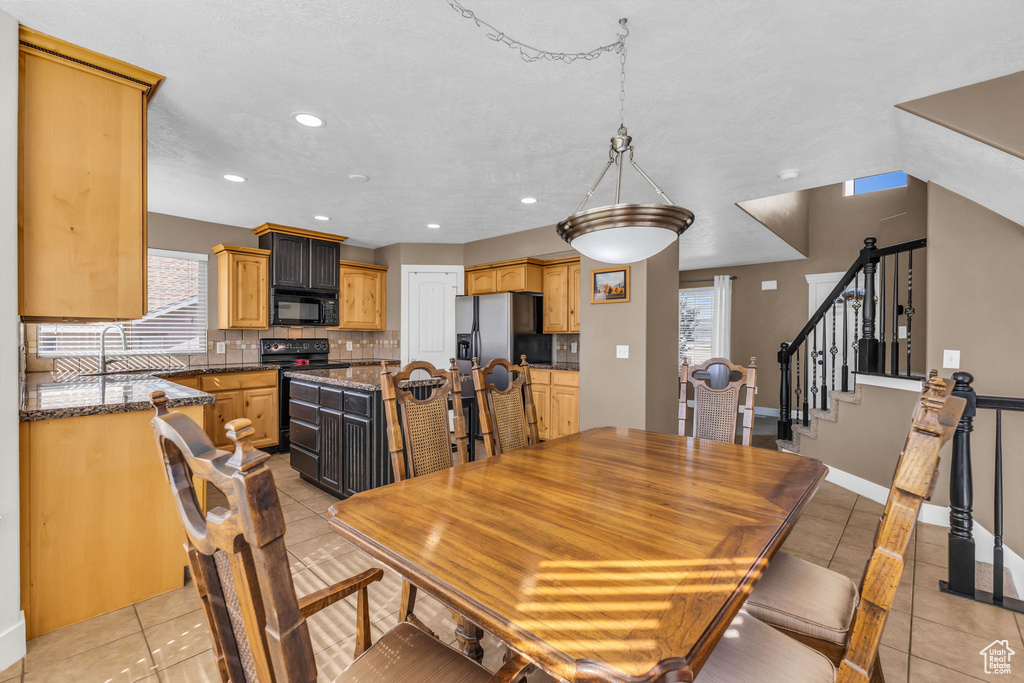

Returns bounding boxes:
[259,338,350,451]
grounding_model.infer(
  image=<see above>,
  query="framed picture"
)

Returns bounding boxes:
[591,266,630,303]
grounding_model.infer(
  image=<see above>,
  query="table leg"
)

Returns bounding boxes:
[452,610,484,662]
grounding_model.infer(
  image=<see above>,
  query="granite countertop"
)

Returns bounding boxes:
[530,362,580,371]
[285,366,472,391]
[19,362,279,422]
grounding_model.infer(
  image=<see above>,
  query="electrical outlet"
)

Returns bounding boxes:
[616,345,629,359]
[898,325,907,340]
[570,342,578,353]
[346,341,353,351]
[943,349,960,369]
[216,341,226,354]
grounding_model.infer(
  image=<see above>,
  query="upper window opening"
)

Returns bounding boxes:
[843,171,907,197]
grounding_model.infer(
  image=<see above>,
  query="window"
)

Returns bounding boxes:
[843,170,907,196]
[679,287,714,366]
[38,249,208,357]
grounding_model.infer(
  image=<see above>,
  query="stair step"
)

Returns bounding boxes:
[830,387,862,405]
[811,408,838,423]
[776,439,799,452]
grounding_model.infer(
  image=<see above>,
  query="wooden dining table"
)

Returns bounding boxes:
[327,426,827,682]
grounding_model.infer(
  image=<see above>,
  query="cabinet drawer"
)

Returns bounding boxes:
[531,369,551,385]
[344,391,373,417]
[320,386,343,410]
[552,370,579,387]
[289,445,319,479]
[290,419,319,451]
[200,370,277,392]
[289,399,318,424]
[290,381,319,403]
[170,375,200,389]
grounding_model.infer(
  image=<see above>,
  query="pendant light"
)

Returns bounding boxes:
[557,21,694,264]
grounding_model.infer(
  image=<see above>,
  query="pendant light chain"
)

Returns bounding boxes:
[619,39,627,128]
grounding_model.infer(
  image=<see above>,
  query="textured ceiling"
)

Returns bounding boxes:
[4,0,1024,269]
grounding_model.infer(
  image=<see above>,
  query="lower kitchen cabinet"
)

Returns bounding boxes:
[205,388,244,448]
[531,369,580,440]
[169,370,279,449]
[288,379,392,498]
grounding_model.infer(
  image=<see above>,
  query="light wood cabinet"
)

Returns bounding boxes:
[332,260,387,331]
[530,369,579,441]
[205,389,244,448]
[542,258,581,333]
[171,370,279,449]
[465,258,543,296]
[18,27,164,322]
[243,387,278,447]
[212,244,270,329]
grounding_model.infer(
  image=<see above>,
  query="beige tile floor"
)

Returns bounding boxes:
[3,448,1022,682]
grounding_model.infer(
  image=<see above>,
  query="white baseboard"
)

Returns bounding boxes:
[779,454,1024,595]
[0,612,25,673]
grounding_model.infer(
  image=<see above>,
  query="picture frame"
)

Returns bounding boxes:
[591,266,630,303]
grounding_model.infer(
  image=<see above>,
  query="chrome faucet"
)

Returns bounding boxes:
[97,325,127,374]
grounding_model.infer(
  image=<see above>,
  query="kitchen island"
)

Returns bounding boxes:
[284,365,471,498]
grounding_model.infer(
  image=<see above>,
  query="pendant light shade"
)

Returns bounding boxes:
[557,128,695,264]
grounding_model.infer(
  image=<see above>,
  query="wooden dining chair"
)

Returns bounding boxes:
[472,356,540,457]
[149,391,533,683]
[679,356,757,445]
[696,372,965,682]
[380,359,474,642]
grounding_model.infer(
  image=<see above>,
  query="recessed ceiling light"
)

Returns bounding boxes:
[223,174,247,183]
[426,224,441,229]
[293,112,324,127]
[778,169,800,181]
[520,197,538,204]
[348,174,369,182]
[314,215,330,221]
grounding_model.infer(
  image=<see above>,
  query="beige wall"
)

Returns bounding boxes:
[371,242,465,331]
[580,244,680,434]
[679,178,927,409]
[147,213,257,328]
[737,189,810,256]
[925,183,1024,556]
[463,225,574,266]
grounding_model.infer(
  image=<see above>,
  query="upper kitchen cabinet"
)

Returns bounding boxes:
[253,223,345,292]
[212,244,270,329]
[330,260,387,331]
[465,257,543,296]
[18,27,164,321]
[542,257,581,333]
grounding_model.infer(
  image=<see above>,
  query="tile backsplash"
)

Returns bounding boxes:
[23,324,400,376]
[554,334,580,364]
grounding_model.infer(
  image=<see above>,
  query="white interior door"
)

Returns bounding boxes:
[402,266,461,369]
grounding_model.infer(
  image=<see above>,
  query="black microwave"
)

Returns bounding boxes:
[270,290,339,326]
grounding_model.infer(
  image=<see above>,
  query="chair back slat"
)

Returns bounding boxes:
[380,360,468,481]
[472,356,539,456]
[836,373,965,682]
[679,356,757,445]
[150,392,317,683]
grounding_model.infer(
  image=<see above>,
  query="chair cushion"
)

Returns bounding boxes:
[335,621,492,683]
[743,552,859,646]
[697,611,836,682]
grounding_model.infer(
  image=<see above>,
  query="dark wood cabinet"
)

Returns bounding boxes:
[288,380,391,498]
[267,233,310,289]
[309,239,340,292]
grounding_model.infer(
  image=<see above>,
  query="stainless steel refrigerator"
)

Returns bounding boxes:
[455,292,552,395]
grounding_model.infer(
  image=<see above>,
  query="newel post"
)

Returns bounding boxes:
[945,371,977,597]
[778,342,793,441]
[857,237,882,373]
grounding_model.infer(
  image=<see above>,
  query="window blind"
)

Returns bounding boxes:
[38,249,208,357]
[679,287,715,367]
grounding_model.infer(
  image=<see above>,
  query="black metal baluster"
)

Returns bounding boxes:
[906,250,914,376]
[802,341,809,426]
[994,408,1004,603]
[852,271,861,384]
[794,344,802,428]
[830,302,838,392]
[891,251,900,376]
[810,327,818,410]
[842,286,849,392]
[880,254,886,372]
[820,316,829,412]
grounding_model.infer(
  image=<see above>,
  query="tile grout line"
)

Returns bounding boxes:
[826,497,857,565]
[906,525,916,680]
[133,605,163,683]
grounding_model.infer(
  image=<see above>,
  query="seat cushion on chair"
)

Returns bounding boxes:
[696,611,836,682]
[743,552,859,646]
[336,621,492,683]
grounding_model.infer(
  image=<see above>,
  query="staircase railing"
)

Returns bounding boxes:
[777,236,927,441]
[941,372,1024,614]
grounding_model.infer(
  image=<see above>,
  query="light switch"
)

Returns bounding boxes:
[570,342,578,353]
[898,325,907,340]
[216,341,226,354]
[346,341,353,351]
[761,280,778,291]
[616,345,629,359]
[943,349,960,369]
